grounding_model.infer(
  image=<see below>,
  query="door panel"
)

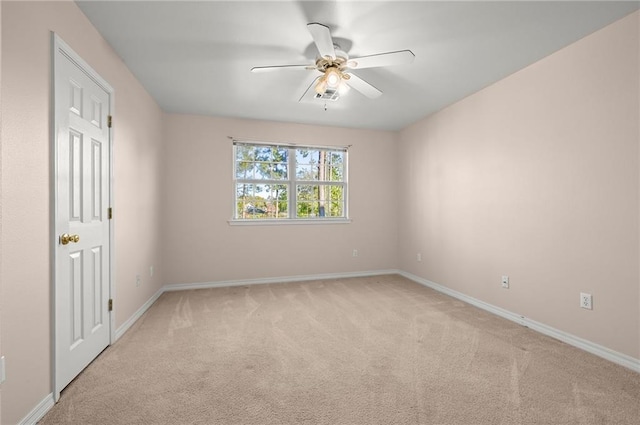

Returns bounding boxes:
[54,37,112,395]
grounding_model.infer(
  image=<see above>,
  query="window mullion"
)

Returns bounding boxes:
[289,147,296,218]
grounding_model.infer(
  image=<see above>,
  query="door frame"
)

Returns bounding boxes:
[50,33,116,401]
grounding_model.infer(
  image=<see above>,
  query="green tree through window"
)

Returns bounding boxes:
[233,141,347,220]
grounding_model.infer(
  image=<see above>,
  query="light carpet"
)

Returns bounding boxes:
[39,275,640,424]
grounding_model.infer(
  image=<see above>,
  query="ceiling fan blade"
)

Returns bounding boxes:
[251,64,312,73]
[307,23,336,60]
[347,50,415,70]
[345,73,382,99]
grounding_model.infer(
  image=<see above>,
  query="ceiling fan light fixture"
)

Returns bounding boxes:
[325,67,342,88]
[315,77,328,95]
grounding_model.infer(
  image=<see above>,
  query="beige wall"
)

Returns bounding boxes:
[0,1,638,423]
[0,1,165,424]
[398,11,639,358]
[161,114,399,285]
[0,0,3,420]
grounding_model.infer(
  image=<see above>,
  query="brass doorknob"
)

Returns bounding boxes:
[60,233,80,245]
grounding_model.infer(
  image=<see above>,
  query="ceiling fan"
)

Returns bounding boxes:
[251,23,415,102]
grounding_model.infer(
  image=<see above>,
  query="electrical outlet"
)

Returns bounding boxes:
[501,275,509,289]
[136,274,141,287]
[417,253,422,262]
[352,249,358,257]
[580,292,592,310]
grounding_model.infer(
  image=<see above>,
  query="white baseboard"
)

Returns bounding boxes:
[18,393,54,425]
[398,270,640,373]
[523,316,640,372]
[163,269,399,292]
[115,287,164,340]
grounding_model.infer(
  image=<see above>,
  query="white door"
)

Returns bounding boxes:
[53,35,113,396]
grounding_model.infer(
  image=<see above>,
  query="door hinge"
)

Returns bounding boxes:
[108,299,113,312]
[108,207,113,220]
[107,115,112,128]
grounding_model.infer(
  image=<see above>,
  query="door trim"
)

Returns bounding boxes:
[50,33,115,401]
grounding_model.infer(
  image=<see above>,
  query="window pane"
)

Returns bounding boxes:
[265,162,287,180]
[236,183,288,219]
[296,164,317,181]
[296,149,319,165]
[329,152,344,181]
[236,183,256,218]
[235,161,251,179]
[296,184,344,218]
[253,161,271,180]
[254,146,271,161]
[272,147,288,163]
[265,184,288,218]
[235,145,255,162]
[327,185,344,217]
[296,149,318,181]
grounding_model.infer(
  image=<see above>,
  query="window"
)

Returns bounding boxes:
[233,141,348,222]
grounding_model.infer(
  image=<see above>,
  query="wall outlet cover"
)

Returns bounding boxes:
[501,275,509,289]
[580,292,593,310]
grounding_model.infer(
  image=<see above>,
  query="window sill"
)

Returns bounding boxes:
[228,218,352,226]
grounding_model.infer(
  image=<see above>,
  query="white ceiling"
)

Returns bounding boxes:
[76,1,639,131]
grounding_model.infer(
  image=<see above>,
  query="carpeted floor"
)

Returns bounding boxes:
[39,275,640,424]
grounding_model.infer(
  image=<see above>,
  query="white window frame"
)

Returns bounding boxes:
[229,140,351,225]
